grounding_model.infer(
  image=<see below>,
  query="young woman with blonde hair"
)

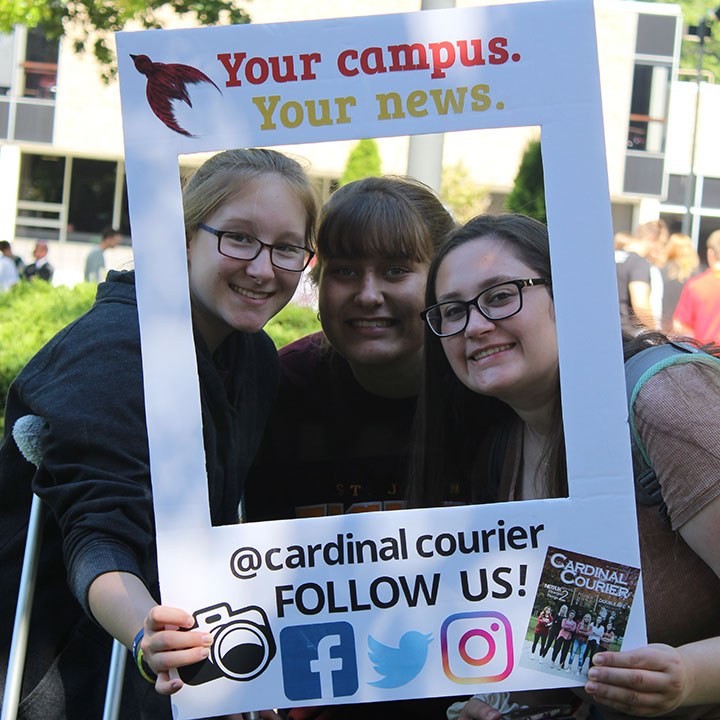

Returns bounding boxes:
[1,148,318,719]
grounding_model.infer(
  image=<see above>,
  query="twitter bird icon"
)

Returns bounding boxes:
[367,631,433,688]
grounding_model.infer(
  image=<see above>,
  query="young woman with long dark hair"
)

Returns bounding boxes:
[411,214,720,720]
[246,175,458,720]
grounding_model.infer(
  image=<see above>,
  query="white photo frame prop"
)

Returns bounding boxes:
[116,2,645,717]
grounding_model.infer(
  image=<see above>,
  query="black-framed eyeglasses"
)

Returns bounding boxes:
[198,223,314,272]
[421,278,551,338]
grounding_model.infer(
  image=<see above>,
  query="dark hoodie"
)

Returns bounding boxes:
[0,270,278,719]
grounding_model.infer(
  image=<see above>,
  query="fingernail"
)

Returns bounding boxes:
[588,669,598,680]
[202,634,213,645]
[594,654,605,665]
[171,681,182,691]
[186,616,194,626]
[200,647,209,657]
[586,682,597,693]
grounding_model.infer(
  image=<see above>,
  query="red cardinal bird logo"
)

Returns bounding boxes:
[130,54,221,137]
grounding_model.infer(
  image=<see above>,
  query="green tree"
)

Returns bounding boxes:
[440,162,489,223]
[650,0,720,81]
[339,138,382,187]
[0,1,250,82]
[505,139,546,223]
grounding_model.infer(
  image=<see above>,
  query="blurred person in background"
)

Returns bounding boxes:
[635,220,669,327]
[614,230,655,334]
[23,241,54,283]
[673,230,720,344]
[659,233,699,333]
[0,240,24,276]
[0,241,19,291]
[85,227,123,283]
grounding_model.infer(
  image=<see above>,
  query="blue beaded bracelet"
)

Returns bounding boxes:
[131,627,157,683]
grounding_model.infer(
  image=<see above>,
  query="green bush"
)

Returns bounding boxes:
[265,303,320,349]
[0,281,97,433]
[0,280,319,434]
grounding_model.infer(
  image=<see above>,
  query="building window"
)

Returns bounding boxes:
[635,14,677,57]
[22,27,58,98]
[660,174,720,252]
[16,153,65,241]
[16,154,128,243]
[67,158,118,241]
[627,63,671,153]
[702,177,720,209]
[0,26,58,143]
[18,153,64,203]
[666,174,695,206]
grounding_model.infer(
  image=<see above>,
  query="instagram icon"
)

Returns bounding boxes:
[441,611,514,684]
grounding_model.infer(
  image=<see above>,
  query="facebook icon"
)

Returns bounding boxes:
[280,622,358,701]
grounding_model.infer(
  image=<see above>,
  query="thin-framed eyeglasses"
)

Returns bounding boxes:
[421,278,551,338]
[198,223,314,272]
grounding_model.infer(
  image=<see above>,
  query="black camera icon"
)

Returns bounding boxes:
[178,602,276,685]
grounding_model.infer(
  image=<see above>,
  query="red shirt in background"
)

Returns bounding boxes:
[673,268,720,344]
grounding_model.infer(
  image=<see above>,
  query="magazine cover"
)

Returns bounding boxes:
[520,547,640,679]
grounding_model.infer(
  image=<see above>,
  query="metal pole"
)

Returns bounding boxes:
[102,640,128,720]
[1,495,44,720]
[681,21,707,237]
[406,0,456,191]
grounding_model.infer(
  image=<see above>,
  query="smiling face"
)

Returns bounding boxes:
[318,254,428,374]
[435,235,558,413]
[187,173,307,350]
